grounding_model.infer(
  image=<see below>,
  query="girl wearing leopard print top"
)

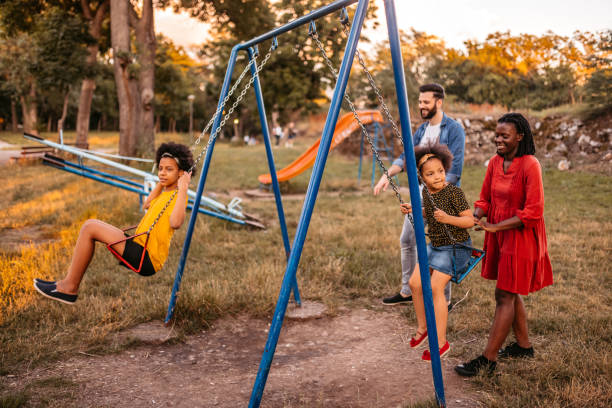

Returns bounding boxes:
[400,144,474,361]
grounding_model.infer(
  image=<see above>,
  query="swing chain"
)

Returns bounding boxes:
[145,45,275,234]
[310,31,415,226]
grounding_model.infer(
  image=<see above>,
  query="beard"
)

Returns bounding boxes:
[420,104,437,120]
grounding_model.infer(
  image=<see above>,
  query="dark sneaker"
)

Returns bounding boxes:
[34,278,56,285]
[382,293,412,305]
[447,302,454,312]
[498,342,534,359]
[455,355,496,377]
[34,281,77,305]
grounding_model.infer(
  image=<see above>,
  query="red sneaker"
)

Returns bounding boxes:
[422,341,450,361]
[409,331,428,348]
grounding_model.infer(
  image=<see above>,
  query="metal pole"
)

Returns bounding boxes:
[164,48,241,325]
[247,47,301,305]
[384,0,446,405]
[248,1,369,406]
[358,124,364,183]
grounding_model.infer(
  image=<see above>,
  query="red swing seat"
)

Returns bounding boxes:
[106,227,150,274]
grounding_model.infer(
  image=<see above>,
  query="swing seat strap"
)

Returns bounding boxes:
[106,231,150,274]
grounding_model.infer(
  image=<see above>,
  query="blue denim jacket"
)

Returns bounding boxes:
[392,113,465,186]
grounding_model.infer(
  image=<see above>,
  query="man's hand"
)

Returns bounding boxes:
[400,203,412,214]
[373,176,390,196]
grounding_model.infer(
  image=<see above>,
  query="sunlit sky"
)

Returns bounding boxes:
[156,0,611,54]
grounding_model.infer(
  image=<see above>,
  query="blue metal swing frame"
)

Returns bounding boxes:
[165,1,449,406]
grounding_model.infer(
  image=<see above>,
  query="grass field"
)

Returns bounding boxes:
[0,131,611,407]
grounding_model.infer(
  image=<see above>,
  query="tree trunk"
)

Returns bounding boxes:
[133,0,156,156]
[10,99,18,132]
[57,90,70,139]
[75,0,110,149]
[110,0,133,156]
[20,82,38,135]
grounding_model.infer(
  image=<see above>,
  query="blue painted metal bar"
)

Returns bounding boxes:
[247,47,301,306]
[248,1,370,406]
[165,48,241,325]
[42,159,247,225]
[371,122,379,187]
[358,124,365,183]
[384,0,446,405]
[238,0,358,50]
[54,157,143,188]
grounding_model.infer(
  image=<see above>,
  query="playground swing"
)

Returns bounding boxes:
[310,17,484,284]
[106,46,276,272]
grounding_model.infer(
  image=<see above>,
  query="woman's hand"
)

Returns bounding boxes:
[433,209,450,223]
[475,219,499,233]
[177,171,192,192]
[400,203,412,214]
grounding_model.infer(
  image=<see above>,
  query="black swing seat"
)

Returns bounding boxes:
[450,243,485,284]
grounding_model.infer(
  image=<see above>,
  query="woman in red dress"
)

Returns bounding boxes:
[455,113,553,377]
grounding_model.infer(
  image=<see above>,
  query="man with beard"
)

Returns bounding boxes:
[374,83,466,310]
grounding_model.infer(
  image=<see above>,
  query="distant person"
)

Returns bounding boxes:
[33,143,194,304]
[285,122,297,148]
[272,124,283,146]
[455,113,553,377]
[373,83,465,310]
[401,144,474,361]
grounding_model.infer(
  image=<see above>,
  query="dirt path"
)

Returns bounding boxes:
[2,308,481,407]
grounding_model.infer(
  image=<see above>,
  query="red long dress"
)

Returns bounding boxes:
[475,155,553,295]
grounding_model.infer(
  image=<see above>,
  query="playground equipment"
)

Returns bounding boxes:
[357,120,396,186]
[23,133,263,228]
[159,0,453,406]
[257,110,383,184]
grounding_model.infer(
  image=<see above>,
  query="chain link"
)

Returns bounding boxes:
[310,31,416,227]
[340,23,460,243]
[144,46,274,234]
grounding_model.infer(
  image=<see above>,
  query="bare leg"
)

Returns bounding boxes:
[512,295,531,348]
[55,220,126,295]
[408,264,427,335]
[483,288,518,361]
[430,270,452,345]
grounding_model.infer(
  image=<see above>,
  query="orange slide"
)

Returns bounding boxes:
[258,110,384,184]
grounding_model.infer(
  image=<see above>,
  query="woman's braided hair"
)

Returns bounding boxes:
[498,113,536,157]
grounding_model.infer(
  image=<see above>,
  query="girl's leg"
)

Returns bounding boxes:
[512,295,531,348]
[408,264,427,335]
[483,288,518,361]
[430,270,452,345]
[56,220,125,294]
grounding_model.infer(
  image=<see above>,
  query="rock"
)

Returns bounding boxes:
[603,152,612,161]
[557,159,571,171]
[484,115,493,122]
[463,118,471,128]
[535,122,541,130]
[484,159,490,167]
[553,143,568,154]
[577,134,591,146]
[551,133,563,140]
[590,140,602,148]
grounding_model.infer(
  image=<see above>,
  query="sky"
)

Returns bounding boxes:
[156,0,611,53]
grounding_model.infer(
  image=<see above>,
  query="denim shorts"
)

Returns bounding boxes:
[427,238,472,277]
[118,238,156,277]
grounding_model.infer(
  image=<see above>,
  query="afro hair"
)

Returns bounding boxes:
[414,143,454,173]
[155,142,196,177]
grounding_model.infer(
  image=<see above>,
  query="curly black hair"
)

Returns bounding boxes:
[414,143,454,173]
[497,113,536,156]
[155,142,196,177]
